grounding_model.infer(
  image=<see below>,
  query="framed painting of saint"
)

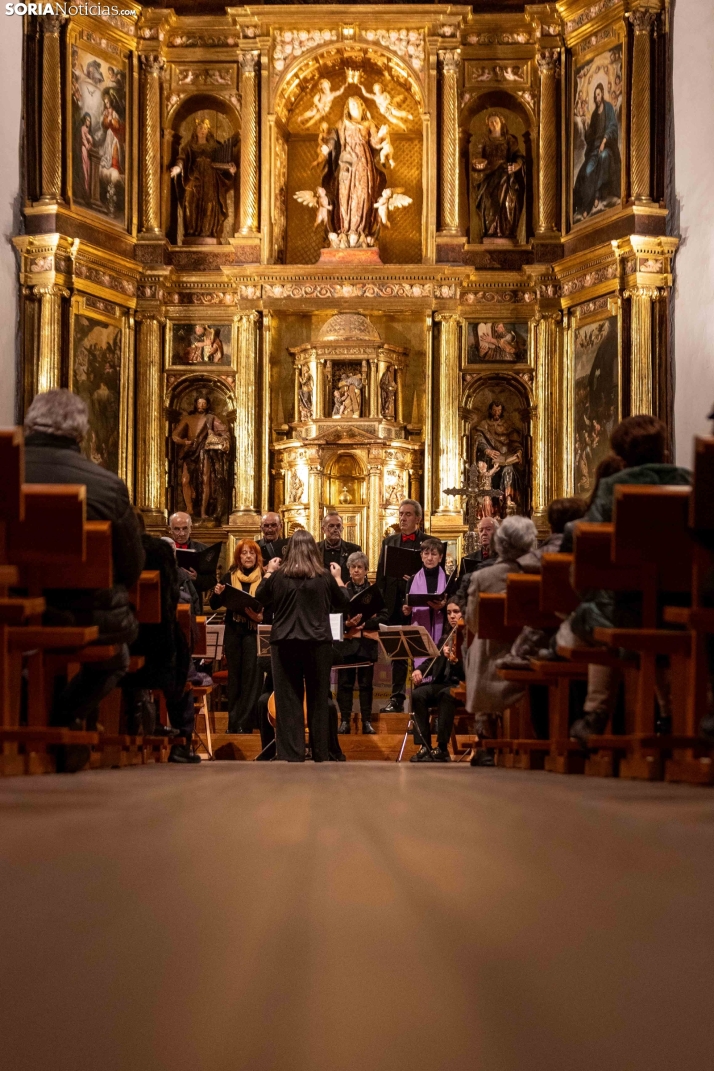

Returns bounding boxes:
[71,313,123,474]
[169,323,232,367]
[572,312,620,497]
[571,40,624,228]
[69,38,129,228]
[466,322,528,364]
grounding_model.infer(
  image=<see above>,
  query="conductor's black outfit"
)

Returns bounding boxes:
[316,538,362,583]
[375,529,427,708]
[256,569,349,762]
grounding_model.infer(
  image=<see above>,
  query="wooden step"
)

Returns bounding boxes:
[200,732,477,762]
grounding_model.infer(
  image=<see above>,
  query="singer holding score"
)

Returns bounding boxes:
[256,530,350,762]
[210,539,264,734]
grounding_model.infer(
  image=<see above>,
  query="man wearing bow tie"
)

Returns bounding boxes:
[375,498,427,713]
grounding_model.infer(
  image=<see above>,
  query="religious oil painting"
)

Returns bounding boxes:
[466,380,529,519]
[72,315,122,474]
[467,322,528,364]
[572,44,623,226]
[71,44,128,225]
[573,316,619,496]
[170,323,232,366]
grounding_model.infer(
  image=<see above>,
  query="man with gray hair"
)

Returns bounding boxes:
[375,497,426,712]
[168,511,213,593]
[316,511,361,583]
[23,389,145,737]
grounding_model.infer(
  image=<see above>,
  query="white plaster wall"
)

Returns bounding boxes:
[671,0,714,464]
[0,17,22,425]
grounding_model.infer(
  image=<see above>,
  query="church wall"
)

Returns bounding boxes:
[0,15,22,423]
[672,0,714,463]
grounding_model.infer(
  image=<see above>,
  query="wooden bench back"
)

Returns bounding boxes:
[690,436,714,532]
[22,521,113,590]
[612,484,692,592]
[8,485,86,564]
[573,523,645,591]
[0,429,24,524]
[505,573,560,629]
[540,553,580,614]
[475,593,521,643]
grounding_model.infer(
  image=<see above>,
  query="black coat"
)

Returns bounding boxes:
[257,536,289,565]
[316,538,362,583]
[375,530,428,624]
[178,537,216,594]
[256,570,349,643]
[126,534,188,690]
[23,432,145,644]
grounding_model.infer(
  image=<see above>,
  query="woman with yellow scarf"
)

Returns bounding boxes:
[210,539,264,734]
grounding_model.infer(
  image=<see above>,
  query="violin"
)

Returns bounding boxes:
[449,614,466,664]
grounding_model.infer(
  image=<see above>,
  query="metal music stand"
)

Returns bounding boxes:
[376,626,441,762]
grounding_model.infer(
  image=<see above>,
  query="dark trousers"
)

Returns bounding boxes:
[254,691,276,760]
[412,681,459,749]
[224,624,262,733]
[271,640,333,762]
[337,664,374,721]
[51,644,130,729]
[390,658,408,704]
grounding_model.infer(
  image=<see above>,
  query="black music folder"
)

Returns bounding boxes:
[406,592,446,608]
[220,584,262,615]
[176,542,223,577]
[348,583,385,618]
[384,544,422,579]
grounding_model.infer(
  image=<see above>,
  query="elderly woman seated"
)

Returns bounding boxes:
[464,515,539,766]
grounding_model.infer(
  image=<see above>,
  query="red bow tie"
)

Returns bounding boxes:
[401,533,416,542]
[175,542,189,549]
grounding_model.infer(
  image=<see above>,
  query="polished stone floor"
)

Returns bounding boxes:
[0,763,712,1071]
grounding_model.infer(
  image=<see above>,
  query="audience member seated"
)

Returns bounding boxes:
[464,516,539,766]
[497,497,587,670]
[410,598,465,763]
[210,539,264,734]
[168,512,214,595]
[568,415,692,747]
[23,390,144,730]
[335,551,380,735]
[123,514,206,761]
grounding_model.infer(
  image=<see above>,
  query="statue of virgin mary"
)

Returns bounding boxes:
[320,96,388,245]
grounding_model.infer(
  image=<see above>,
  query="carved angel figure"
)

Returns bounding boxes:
[298,78,347,128]
[377,125,395,169]
[374,187,413,227]
[293,187,333,229]
[360,82,413,130]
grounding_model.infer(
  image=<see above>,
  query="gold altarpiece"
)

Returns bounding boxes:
[14,1,677,565]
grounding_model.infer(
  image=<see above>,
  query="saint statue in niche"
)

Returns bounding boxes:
[471,113,525,242]
[473,399,525,515]
[298,367,314,421]
[380,366,397,420]
[332,371,363,418]
[170,117,238,242]
[171,395,231,522]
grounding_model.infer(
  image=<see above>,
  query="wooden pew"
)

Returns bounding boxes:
[540,554,580,615]
[130,570,162,624]
[504,574,560,631]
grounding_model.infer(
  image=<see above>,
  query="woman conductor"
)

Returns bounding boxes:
[256,530,349,762]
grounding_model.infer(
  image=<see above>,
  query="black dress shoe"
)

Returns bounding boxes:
[337,719,351,734]
[361,720,377,735]
[152,724,180,738]
[430,746,451,762]
[409,745,433,763]
[569,711,608,749]
[380,701,404,714]
[169,744,202,764]
[470,748,495,767]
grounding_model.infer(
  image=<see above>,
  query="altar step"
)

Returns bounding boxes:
[197,732,475,762]
[204,710,474,736]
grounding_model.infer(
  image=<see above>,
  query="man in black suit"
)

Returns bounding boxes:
[457,516,500,600]
[316,511,361,582]
[257,511,289,565]
[168,511,215,595]
[375,498,427,713]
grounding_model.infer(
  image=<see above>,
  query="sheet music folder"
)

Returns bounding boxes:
[220,584,262,615]
[348,583,385,618]
[175,542,222,577]
[384,545,422,579]
[377,625,440,662]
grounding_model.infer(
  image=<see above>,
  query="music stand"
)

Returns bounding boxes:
[377,626,441,762]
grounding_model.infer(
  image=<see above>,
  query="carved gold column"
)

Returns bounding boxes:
[39,15,64,202]
[367,459,382,578]
[625,287,659,415]
[232,311,261,521]
[33,284,68,392]
[532,311,562,528]
[308,452,322,539]
[536,49,559,235]
[438,50,461,235]
[134,313,166,523]
[628,7,657,203]
[139,54,164,237]
[239,52,260,236]
[434,313,462,519]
